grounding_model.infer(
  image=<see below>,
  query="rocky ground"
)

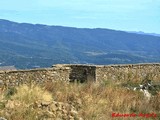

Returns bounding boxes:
[0,100,82,120]
[0,79,160,120]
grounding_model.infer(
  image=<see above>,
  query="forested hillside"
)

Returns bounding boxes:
[0,19,160,69]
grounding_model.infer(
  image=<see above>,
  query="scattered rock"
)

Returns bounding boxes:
[2,100,82,119]
[41,101,51,107]
[70,109,78,116]
[0,80,3,85]
[0,117,7,120]
[49,103,57,112]
[125,79,160,101]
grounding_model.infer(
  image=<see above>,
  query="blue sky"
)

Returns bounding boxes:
[0,0,160,33]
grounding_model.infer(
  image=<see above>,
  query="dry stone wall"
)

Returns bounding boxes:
[96,63,160,83]
[0,65,71,87]
[0,63,160,88]
[69,65,96,83]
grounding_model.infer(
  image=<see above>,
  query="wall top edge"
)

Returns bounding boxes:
[0,63,160,73]
[0,68,53,74]
[53,63,160,67]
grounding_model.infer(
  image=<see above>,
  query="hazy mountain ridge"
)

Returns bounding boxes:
[0,19,160,69]
[128,31,160,37]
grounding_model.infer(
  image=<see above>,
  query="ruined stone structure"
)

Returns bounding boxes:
[0,63,160,87]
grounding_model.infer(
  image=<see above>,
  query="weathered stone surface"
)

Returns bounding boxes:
[0,63,160,88]
[49,103,57,112]
[0,66,71,88]
[96,63,160,82]
[2,99,82,120]
[41,101,52,106]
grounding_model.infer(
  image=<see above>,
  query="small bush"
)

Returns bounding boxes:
[4,87,17,99]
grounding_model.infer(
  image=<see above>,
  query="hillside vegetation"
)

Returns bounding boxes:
[0,19,160,68]
[0,79,160,120]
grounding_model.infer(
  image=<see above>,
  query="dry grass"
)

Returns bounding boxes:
[0,84,53,120]
[44,81,160,120]
[11,84,52,104]
[0,80,160,120]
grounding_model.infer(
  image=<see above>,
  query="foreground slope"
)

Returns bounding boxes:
[0,80,160,120]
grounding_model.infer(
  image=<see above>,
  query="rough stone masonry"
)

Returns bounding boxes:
[0,63,160,88]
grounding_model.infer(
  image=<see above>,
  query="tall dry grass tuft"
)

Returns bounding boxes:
[0,83,53,120]
[44,81,82,103]
[11,83,53,104]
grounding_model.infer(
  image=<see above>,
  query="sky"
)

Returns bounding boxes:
[0,0,160,33]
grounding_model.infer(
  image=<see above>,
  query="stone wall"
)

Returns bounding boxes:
[0,64,96,88]
[69,65,96,83]
[0,65,71,87]
[0,63,160,88]
[96,63,160,83]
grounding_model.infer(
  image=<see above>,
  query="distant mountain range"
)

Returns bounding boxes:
[128,31,160,37]
[0,19,160,69]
